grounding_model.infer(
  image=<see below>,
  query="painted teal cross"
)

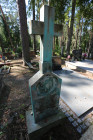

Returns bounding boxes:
[29,5,63,73]
[28,5,63,123]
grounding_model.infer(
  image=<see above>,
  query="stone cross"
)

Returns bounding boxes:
[29,5,62,74]
[29,5,62,123]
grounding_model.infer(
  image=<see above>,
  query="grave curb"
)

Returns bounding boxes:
[65,61,93,77]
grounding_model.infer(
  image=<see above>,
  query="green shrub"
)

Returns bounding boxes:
[53,45,61,56]
[16,47,22,53]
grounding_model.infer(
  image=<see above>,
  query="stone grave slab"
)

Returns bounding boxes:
[26,109,65,139]
[65,59,93,74]
[54,68,93,116]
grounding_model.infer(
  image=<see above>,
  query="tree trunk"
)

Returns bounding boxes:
[1,45,5,54]
[61,35,65,57]
[66,0,76,55]
[56,37,59,45]
[75,27,79,49]
[53,36,55,53]
[0,5,13,48]
[48,0,51,6]
[43,0,44,5]
[79,16,83,48]
[17,0,30,65]
[33,1,36,54]
[88,32,92,58]
[90,33,93,59]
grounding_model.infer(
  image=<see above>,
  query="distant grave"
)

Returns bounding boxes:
[65,59,93,77]
[72,49,82,61]
[26,5,65,139]
[30,50,36,58]
[3,52,14,59]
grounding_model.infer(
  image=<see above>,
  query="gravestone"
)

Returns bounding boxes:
[26,5,65,139]
[72,49,82,61]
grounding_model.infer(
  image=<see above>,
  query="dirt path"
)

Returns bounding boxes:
[0,60,38,139]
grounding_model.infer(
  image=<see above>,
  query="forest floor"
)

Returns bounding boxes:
[0,58,93,140]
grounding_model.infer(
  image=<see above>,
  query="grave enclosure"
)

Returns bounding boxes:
[26,5,65,139]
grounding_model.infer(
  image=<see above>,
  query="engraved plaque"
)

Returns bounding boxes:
[29,72,62,123]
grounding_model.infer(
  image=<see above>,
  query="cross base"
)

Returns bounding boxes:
[39,61,52,73]
[26,109,65,140]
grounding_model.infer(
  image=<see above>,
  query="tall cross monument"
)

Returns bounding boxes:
[28,5,63,123]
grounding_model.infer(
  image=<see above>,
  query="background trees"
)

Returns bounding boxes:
[0,0,21,55]
[17,0,30,65]
[0,0,93,60]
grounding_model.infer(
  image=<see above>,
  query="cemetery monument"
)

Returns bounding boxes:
[26,5,65,139]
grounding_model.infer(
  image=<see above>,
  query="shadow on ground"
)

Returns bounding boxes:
[0,85,11,123]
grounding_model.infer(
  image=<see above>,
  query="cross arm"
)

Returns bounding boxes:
[29,20,63,36]
[29,20,44,35]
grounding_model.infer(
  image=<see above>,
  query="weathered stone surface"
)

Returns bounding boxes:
[80,125,93,140]
[26,110,65,140]
[77,119,82,124]
[29,71,62,123]
[68,116,74,122]
[54,68,93,116]
[65,112,70,117]
[77,126,82,133]
[39,61,52,73]
[39,5,54,73]
[29,20,63,36]
[72,121,78,127]
[80,124,87,129]
[29,5,63,74]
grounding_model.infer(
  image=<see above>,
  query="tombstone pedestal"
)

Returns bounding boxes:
[39,61,52,74]
[26,109,65,140]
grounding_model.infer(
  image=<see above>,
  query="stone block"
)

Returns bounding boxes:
[68,116,74,122]
[65,112,70,117]
[77,126,82,133]
[77,119,82,124]
[39,61,52,74]
[29,71,62,123]
[80,124,87,130]
[26,110,65,140]
[72,121,78,127]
